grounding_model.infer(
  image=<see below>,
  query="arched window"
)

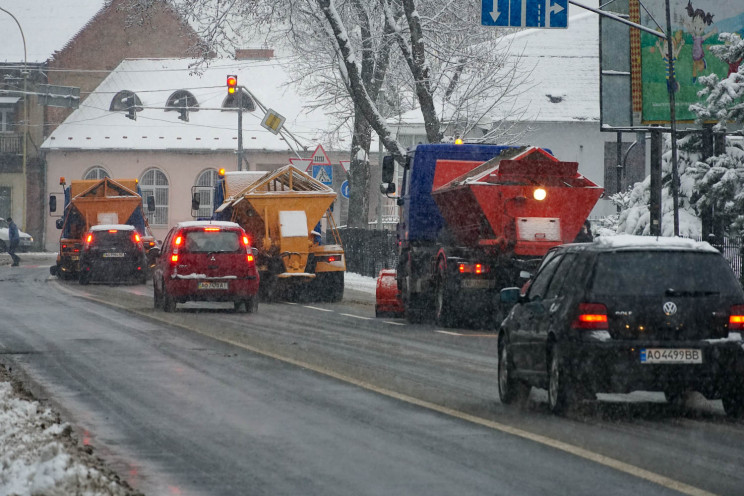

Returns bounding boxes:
[83,166,110,180]
[222,90,256,112]
[194,169,219,218]
[110,90,143,112]
[166,90,199,112]
[139,168,169,226]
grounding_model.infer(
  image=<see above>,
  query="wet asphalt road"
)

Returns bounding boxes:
[1,254,744,495]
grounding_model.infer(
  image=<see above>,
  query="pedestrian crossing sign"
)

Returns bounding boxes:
[312,165,333,185]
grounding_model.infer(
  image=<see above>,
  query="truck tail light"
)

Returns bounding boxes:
[571,303,608,330]
[729,305,744,331]
[458,263,490,274]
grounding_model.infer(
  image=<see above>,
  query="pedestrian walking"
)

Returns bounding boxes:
[7,217,20,266]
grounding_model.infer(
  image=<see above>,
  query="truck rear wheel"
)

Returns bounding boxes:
[434,268,457,327]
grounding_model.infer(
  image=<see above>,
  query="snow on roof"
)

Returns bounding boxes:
[176,220,241,229]
[0,0,107,64]
[594,235,718,253]
[388,6,600,128]
[504,11,599,122]
[90,224,135,231]
[41,58,339,152]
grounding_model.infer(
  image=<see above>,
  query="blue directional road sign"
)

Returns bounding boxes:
[312,165,333,186]
[341,180,350,199]
[482,0,568,28]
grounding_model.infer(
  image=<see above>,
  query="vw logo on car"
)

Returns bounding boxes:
[663,301,678,316]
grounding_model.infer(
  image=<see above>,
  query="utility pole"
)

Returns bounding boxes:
[664,0,680,236]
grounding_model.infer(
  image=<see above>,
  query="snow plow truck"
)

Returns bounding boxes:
[209,165,346,301]
[376,143,603,327]
[49,177,157,279]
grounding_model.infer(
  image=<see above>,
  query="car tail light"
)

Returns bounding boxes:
[133,233,141,243]
[729,305,744,331]
[171,254,179,263]
[458,263,490,274]
[242,235,250,246]
[175,236,183,246]
[84,234,93,248]
[571,302,608,330]
[246,253,254,263]
[204,227,220,232]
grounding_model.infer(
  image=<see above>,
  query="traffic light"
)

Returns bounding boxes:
[227,75,238,95]
[125,94,136,121]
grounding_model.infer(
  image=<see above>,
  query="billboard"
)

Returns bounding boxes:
[636,1,744,124]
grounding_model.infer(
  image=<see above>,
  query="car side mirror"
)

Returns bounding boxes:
[379,182,396,195]
[49,195,57,213]
[191,193,201,211]
[382,155,395,183]
[500,287,521,305]
[146,195,156,212]
[55,218,64,229]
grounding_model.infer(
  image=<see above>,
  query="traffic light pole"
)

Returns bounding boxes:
[237,87,243,171]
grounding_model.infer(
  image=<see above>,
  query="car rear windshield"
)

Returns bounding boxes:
[183,230,241,253]
[92,231,135,247]
[590,251,741,296]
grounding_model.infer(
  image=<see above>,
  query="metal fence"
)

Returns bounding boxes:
[337,227,399,278]
[700,237,742,280]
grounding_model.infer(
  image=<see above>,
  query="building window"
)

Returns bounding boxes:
[222,90,256,112]
[110,90,143,112]
[83,166,110,180]
[0,98,18,133]
[194,169,219,218]
[0,186,11,219]
[166,90,199,112]
[140,168,169,226]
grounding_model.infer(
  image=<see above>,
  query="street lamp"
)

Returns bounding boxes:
[0,7,28,232]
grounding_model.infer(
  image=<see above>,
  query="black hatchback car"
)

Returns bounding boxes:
[78,224,147,285]
[497,235,744,416]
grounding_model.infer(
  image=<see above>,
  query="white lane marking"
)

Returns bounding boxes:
[340,313,373,320]
[384,321,406,326]
[284,302,297,305]
[436,330,462,336]
[303,305,333,312]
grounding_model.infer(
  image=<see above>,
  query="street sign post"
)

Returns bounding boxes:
[312,165,333,186]
[481,0,568,28]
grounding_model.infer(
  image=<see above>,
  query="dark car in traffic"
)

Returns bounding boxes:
[151,220,259,313]
[78,224,147,285]
[497,235,744,416]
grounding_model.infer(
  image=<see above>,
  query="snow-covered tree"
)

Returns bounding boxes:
[123,0,529,227]
[615,134,702,238]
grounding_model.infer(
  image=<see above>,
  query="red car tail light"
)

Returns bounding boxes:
[242,235,250,246]
[729,305,744,331]
[246,253,255,263]
[458,263,490,274]
[170,254,179,264]
[204,227,220,232]
[133,233,141,243]
[571,302,608,330]
[108,229,118,233]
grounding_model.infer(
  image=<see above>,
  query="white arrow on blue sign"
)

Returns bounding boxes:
[481,0,568,28]
[340,180,350,199]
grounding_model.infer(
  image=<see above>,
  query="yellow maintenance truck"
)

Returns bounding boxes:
[49,177,157,279]
[209,165,345,301]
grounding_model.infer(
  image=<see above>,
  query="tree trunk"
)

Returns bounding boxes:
[347,108,372,228]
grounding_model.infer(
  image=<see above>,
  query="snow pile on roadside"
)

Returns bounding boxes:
[344,272,377,294]
[0,378,137,496]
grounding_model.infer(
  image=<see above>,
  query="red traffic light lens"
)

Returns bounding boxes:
[227,75,238,94]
